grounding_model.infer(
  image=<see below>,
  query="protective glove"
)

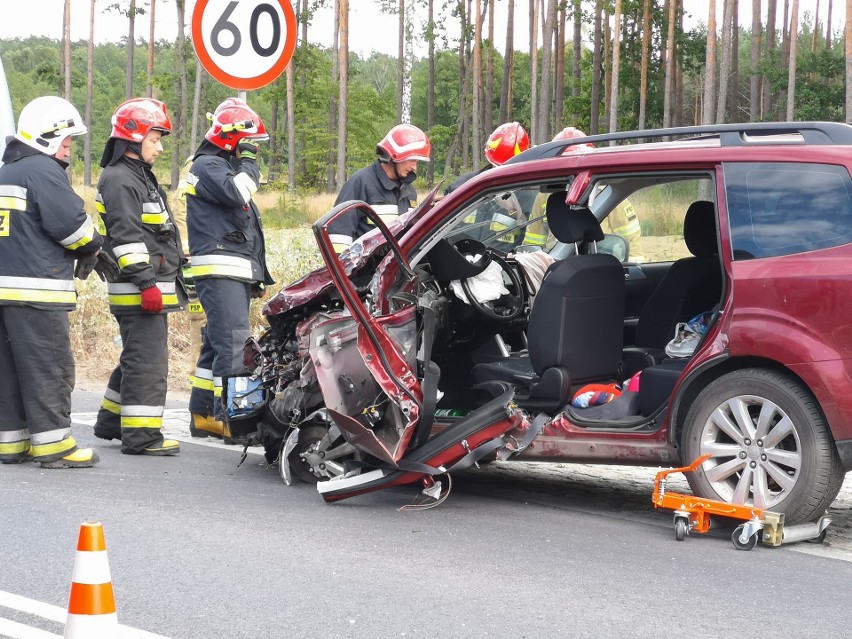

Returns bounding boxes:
[140,285,164,313]
[237,140,259,161]
[94,251,120,282]
[251,283,266,299]
[74,252,99,280]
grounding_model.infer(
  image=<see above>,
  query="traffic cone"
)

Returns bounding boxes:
[63,521,119,638]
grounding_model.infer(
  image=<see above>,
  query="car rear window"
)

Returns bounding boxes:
[724,162,852,259]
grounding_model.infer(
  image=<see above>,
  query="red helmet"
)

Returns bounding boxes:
[206,97,249,122]
[110,98,171,142]
[205,102,267,152]
[485,122,530,166]
[377,124,431,163]
[553,126,594,152]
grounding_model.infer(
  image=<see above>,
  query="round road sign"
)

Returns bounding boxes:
[192,0,297,91]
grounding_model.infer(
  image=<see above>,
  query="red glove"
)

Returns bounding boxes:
[140,285,164,313]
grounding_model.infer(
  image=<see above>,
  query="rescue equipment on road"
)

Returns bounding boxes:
[652,454,832,550]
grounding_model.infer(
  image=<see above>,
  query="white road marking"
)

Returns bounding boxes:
[0,590,173,639]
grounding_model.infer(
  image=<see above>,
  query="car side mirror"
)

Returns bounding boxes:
[597,233,630,262]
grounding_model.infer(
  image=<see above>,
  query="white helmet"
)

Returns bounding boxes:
[16,96,87,156]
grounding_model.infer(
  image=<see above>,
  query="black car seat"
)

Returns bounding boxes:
[471,193,625,411]
[623,200,722,371]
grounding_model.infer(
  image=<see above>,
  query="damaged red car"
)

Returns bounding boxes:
[225,122,852,523]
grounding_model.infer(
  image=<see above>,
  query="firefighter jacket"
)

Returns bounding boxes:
[185,144,273,286]
[0,139,102,310]
[601,197,644,262]
[328,160,418,253]
[96,156,187,315]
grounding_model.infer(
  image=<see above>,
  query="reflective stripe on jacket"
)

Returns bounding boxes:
[0,140,102,310]
[97,157,186,315]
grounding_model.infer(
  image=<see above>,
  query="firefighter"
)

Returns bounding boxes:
[0,96,106,468]
[445,121,530,194]
[185,100,274,440]
[92,98,186,456]
[328,124,431,253]
[525,126,645,261]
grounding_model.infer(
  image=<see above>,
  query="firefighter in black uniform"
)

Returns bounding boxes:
[92,98,186,455]
[328,124,431,254]
[185,100,274,439]
[0,96,108,468]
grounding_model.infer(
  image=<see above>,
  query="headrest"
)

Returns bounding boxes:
[545,193,604,244]
[683,201,717,258]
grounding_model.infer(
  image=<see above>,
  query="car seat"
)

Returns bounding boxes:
[623,200,722,373]
[471,193,625,411]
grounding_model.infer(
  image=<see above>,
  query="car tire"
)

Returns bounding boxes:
[681,368,843,525]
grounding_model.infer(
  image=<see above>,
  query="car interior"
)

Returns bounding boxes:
[400,171,725,428]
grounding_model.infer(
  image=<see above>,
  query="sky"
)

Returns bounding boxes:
[0,0,831,59]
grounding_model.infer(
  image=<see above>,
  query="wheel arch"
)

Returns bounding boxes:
[670,355,834,454]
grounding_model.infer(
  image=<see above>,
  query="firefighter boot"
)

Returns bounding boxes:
[93,423,121,441]
[39,448,100,469]
[189,413,224,440]
[141,439,181,456]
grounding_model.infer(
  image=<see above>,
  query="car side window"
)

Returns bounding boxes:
[724,162,852,260]
[602,178,713,264]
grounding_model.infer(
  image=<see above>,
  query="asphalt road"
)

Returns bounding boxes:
[3,389,852,638]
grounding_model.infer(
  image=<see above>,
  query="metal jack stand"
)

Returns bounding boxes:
[652,454,831,550]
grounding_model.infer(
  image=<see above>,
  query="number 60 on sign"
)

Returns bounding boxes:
[192,0,297,91]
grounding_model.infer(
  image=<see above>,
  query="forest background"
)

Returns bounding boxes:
[1,0,850,387]
[1,0,849,208]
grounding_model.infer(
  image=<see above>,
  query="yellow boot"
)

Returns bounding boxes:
[189,413,224,439]
[39,448,99,469]
[141,439,181,456]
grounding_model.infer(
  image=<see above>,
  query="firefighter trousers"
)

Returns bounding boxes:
[188,278,251,422]
[94,313,169,454]
[0,306,78,463]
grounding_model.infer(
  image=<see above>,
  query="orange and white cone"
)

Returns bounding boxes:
[63,521,119,638]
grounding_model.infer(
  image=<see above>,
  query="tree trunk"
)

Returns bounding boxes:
[590,0,602,134]
[571,0,581,122]
[126,0,136,99]
[717,0,734,123]
[337,0,349,189]
[782,0,791,67]
[427,0,436,183]
[786,0,799,120]
[171,0,187,189]
[608,0,622,137]
[485,0,494,136]
[147,0,156,98]
[663,0,677,126]
[327,0,340,191]
[538,0,557,143]
[675,2,684,126]
[190,58,203,152]
[603,7,611,131]
[498,0,515,123]
[812,0,820,51]
[826,0,833,48]
[473,0,482,169]
[729,0,739,120]
[286,61,296,188]
[529,0,539,142]
[750,0,762,121]
[64,0,72,100]
[763,0,777,117]
[702,0,717,125]
[846,0,852,121]
[553,2,566,130]
[397,0,404,122]
[638,0,651,131]
[84,0,95,186]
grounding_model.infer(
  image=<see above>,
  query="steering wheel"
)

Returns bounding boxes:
[460,251,527,322]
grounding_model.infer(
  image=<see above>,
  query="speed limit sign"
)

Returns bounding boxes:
[191,0,297,90]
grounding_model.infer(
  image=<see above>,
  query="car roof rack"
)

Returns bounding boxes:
[504,121,852,166]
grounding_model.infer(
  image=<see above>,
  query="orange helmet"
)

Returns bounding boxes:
[205,101,267,152]
[377,124,431,163]
[553,126,594,152]
[485,122,530,166]
[110,98,171,142]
